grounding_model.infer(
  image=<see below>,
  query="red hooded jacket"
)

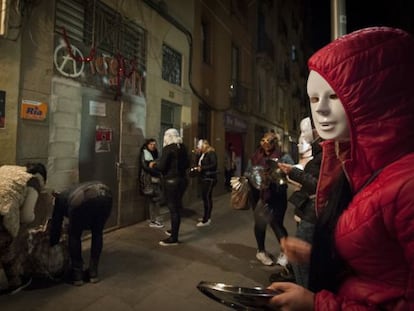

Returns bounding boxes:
[308,27,414,310]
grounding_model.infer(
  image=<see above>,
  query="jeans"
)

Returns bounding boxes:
[164,177,188,242]
[200,178,217,222]
[291,219,315,288]
[68,195,112,272]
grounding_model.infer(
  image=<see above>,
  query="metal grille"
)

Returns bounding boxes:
[162,44,182,86]
[55,0,90,42]
[55,0,146,71]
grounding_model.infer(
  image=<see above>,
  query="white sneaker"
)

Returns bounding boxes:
[256,251,274,266]
[276,252,288,267]
[196,219,211,227]
[149,220,164,228]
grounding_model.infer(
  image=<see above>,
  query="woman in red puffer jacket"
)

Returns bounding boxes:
[267,27,414,310]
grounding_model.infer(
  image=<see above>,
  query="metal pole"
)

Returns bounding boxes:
[331,0,347,40]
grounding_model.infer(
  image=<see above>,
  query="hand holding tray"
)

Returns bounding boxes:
[197,281,280,310]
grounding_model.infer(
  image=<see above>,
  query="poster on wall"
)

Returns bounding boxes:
[20,99,48,121]
[89,100,106,117]
[0,90,5,128]
[95,126,112,153]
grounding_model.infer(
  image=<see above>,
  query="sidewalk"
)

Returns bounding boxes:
[0,190,297,311]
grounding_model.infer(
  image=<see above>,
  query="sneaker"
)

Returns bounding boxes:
[256,251,274,266]
[276,252,288,267]
[196,219,211,227]
[159,237,179,246]
[71,269,84,286]
[4,277,32,295]
[87,264,99,283]
[164,229,171,236]
[149,220,164,228]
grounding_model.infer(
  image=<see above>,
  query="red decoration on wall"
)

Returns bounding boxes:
[59,27,140,100]
[61,27,96,63]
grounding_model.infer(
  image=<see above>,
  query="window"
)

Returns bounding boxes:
[201,21,211,64]
[231,44,239,84]
[230,44,240,103]
[160,100,181,145]
[162,44,182,86]
[198,103,210,140]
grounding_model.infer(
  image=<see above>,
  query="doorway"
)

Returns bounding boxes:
[79,95,120,229]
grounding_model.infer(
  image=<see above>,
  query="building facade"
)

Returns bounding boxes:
[0,0,309,228]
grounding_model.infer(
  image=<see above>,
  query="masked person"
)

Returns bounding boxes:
[50,181,112,286]
[150,128,190,246]
[268,27,414,311]
[270,117,321,288]
[246,132,293,268]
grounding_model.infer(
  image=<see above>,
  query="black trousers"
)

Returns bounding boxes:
[164,177,188,242]
[253,186,288,251]
[68,195,112,271]
[200,178,217,222]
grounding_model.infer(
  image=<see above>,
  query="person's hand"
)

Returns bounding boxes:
[267,282,314,311]
[282,237,311,264]
[149,161,156,168]
[196,166,201,172]
[278,162,293,174]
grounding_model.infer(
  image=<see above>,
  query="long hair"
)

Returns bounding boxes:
[200,139,215,153]
[308,171,352,292]
[163,128,182,146]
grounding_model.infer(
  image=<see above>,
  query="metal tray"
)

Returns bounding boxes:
[197,281,280,310]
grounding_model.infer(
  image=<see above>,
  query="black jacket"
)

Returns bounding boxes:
[155,143,190,179]
[199,150,218,179]
[288,139,322,224]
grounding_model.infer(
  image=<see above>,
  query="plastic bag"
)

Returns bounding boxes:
[230,176,252,210]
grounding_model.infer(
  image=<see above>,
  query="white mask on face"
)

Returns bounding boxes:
[307,71,349,141]
[297,117,313,154]
[298,137,311,154]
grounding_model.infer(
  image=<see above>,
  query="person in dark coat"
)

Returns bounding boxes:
[193,139,217,227]
[138,138,164,228]
[247,131,293,267]
[272,130,322,288]
[50,181,112,286]
[150,128,189,246]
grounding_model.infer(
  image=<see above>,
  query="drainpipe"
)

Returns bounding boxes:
[331,0,347,40]
[143,0,224,111]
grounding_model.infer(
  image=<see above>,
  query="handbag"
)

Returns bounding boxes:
[139,171,155,196]
[230,176,252,210]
